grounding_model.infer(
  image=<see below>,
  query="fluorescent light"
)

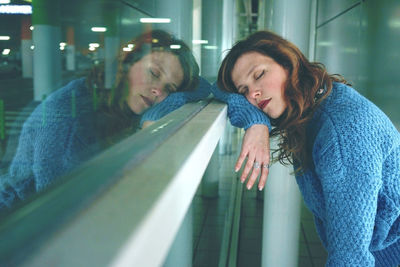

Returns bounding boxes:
[89,43,100,48]
[192,39,208,44]
[0,5,32,14]
[123,47,132,52]
[30,26,34,30]
[89,47,96,51]
[91,27,107,32]
[204,45,218,50]
[389,19,400,28]
[0,0,11,4]
[0,36,10,40]
[30,45,34,50]
[60,42,66,47]
[60,46,65,51]
[140,18,171,24]
[127,44,135,49]
[170,44,181,49]
[2,49,10,55]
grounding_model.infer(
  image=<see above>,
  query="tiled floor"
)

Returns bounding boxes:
[187,146,329,267]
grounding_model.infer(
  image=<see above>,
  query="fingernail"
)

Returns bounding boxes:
[240,179,244,184]
[258,186,263,191]
[247,185,251,190]
[235,168,239,172]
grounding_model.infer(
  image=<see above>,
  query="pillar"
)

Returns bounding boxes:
[66,26,75,71]
[21,15,33,78]
[154,0,193,47]
[259,1,312,266]
[200,0,223,80]
[32,0,62,101]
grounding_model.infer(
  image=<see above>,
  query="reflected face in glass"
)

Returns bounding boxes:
[126,51,184,114]
[231,51,288,119]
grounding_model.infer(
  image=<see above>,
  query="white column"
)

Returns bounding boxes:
[155,0,193,47]
[192,0,202,71]
[262,139,301,267]
[259,2,312,266]
[200,0,223,79]
[33,25,62,100]
[32,0,62,101]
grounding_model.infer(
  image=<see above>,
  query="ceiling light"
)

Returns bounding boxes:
[0,36,10,40]
[140,18,171,24]
[0,5,32,14]
[91,27,107,32]
[2,49,10,55]
[192,40,208,44]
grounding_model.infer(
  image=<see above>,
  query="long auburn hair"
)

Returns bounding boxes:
[218,30,349,172]
[85,30,200,145]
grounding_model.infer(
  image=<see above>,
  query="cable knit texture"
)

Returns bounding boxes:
[210,83,271,131]
[294,83,400,266]
[0,78,100,209]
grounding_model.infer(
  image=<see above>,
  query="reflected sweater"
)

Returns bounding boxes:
[293,83,399,266]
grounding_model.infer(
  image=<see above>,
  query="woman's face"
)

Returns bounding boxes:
[126,51,184,114]
[231,51,288,119]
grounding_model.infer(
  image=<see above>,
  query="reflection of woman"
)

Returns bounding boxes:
[0,30,201,209]
[218,31,400,266]
[0,29,270,211]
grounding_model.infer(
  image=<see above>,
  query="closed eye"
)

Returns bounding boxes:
[255,70,265,80]
[150,68,160,79]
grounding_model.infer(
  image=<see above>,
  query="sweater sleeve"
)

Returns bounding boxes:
[313,116,383,266]
[140,77,211,125]
[210,83,271,131]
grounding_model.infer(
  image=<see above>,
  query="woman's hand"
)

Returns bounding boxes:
[235,124,270,191]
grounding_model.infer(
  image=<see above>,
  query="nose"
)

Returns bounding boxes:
[150,85,168,102]
[151,86,164,97]
[249,86,261,99]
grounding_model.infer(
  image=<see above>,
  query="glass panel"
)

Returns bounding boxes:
[0,0,211,212]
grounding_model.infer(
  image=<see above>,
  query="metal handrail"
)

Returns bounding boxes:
[0,99,227,266]
[0,101,226,266]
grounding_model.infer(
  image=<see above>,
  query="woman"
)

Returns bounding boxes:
[0,30,201,209]
[218,30,400,266]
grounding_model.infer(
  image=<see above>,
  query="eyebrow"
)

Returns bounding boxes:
[236,65,256,91]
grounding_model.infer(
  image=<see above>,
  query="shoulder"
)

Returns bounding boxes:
[312,83,400,172]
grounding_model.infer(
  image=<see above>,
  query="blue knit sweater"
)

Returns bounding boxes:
[295,83,400,266]
[0,77,270,209]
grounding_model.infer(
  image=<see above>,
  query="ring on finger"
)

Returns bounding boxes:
[263,163,270,169]
[254,161,260,169]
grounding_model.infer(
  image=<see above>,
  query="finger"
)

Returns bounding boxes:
[246,165,261,190]
[235,148,248,172]
[240,156,255,183]
[258,164,270,191]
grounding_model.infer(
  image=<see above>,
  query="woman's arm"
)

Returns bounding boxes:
[211,83,272,190]
[140,77,211,126]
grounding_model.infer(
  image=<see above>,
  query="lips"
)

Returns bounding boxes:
[141,95,154,107]
[258,99,271,110]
